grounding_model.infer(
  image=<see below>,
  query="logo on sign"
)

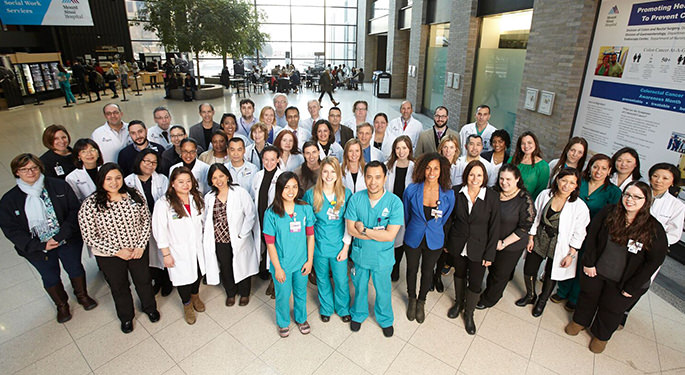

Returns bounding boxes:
[609,5,619,14]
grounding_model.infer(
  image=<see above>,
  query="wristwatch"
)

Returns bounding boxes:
[362,227,367,235]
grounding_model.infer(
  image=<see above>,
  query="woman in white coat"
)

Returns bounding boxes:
[342,139,366,193]
[125,149,172,296]
[169,138,210,194]
[313,120,343,161]
[204,164,259,307]
[152,167,218,325]
[65,138,103,202]
[516,168,590,317]
[372,113,395,162]
[385,135,415,281]
[274,130,304,172]
[251,146,283,297]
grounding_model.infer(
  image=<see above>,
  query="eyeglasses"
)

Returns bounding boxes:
[79,148,98,154]
[434,115,447,119]
[622,193,645,201]
[181,150,197,155]
[141,160,158,166]
[17,166,40,174]
[170,134,185,139]
[104,111,120,116]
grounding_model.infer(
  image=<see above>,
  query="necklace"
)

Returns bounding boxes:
[500,188,519,199]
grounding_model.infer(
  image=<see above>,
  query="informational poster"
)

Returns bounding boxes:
[0,0,94,26]
[573,0,685,197]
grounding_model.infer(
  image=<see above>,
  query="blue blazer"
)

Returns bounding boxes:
[402,182,455,250]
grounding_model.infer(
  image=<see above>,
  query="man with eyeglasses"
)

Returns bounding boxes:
[328,107,353,147]
[343,100,372,137]
[160,125,204,175]
[414,106,458,157]
[169,138,210,194]
[388,101,423,148]
[148,106,173,149]
[91,103,130,163]
[117,120,165,176]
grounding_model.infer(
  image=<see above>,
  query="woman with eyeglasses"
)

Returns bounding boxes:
[565,181,668,353]
[124,149,172,296]
[0,154,97,324]
[65,139,104,202]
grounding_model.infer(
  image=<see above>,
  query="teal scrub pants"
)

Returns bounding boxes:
[272,269,308,328]
[351,265,394,328]
[555,250,583,304]
[314,255,350,317]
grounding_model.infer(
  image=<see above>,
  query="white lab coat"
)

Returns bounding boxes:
[318,142,343,162]
[279,153,304,172]
[125,172,169,269]
[152,197,219,286]
[203,188,260,283]
[276,126,310,150]
[65,167,97,202]
[453,156,497,187]
[373,132,396,162]
[364,145,385,163]
[385,161,415,247]
[170,160,210,194]
[343,167,366,193]
[251,168,283,259]
[651,192,685,246]
[529,189,590,281]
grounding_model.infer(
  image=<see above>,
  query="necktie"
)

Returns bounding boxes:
[162,131,169,142]
[403,120,408,131]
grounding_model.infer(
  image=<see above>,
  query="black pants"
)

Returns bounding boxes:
[216,242,251,297]
[405,240,443,301]
[480,249,524,307]
[96,251,157,322]
[452,254,486,293]
[150,266,172,288]
[523,251,552,277]
[573,273,641,341]
[177,264,203,304]
[318,89,335,102]
[108,81,117,95]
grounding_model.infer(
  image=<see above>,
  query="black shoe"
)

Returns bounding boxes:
[564,301,576,312]
[259,270,270,280]
[464,313,476,335]
[152,283,162,295]
[341,315,351,323]
[382,326,394,337]
[434,274,444,293]
[350,321,361,332]
[475,300,487,310]
[121,320,134,333]
[391,266,400,282]
[147,310,161,323]
[515,275,537,307]
[111,95,119,98]
[550,293,566,304]
[447,301,463,319]
[320,314,330,323]
[161,283,173,297]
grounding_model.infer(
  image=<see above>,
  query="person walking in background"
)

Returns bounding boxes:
[56,64,76,104]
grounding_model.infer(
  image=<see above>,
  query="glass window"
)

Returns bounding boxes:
[291,7,324,24]
[326,43,356,61]
[124,0,146,20]
[327,7,357,25]
[421,23,450,115]
[292,25,324,42]
[261,41,291,59]
[326,25,356,42]
[128,22,158,41]
[327,0,358,6]
[262,24,291,42]
[197,59,224,77]
[131,41,165,55]
[257,5,291,23]
[292,42,325,59]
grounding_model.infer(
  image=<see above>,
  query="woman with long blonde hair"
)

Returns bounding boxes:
[302,157,352,323]
[342,139,366,193]
[438,135,461,187]
[259,106,282,144]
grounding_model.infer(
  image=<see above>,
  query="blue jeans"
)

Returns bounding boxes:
[26,240,85,288]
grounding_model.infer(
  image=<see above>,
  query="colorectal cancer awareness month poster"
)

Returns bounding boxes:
[573,0,685,198]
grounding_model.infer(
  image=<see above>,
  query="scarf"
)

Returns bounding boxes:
[16,174,54,240]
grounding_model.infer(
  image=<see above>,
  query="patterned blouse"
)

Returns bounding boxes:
[78,192,151,257]
[213,197,231,243]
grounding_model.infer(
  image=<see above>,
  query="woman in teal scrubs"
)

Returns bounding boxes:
[262,172,315,338]
[551,154,620,311]
[303,157,353,323]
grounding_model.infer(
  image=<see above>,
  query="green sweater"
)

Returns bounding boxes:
[509,157,550,200]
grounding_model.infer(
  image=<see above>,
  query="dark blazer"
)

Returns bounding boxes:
[117,141,165,176]
[189,121,221,150]
[0,177,82,260]
[581,206,668,296]
[480,150,510,166]
[403,182,455,250]
[338,125,354,148]
[447,186,500,262]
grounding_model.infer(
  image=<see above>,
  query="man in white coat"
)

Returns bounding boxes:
[169,138,210,194]
[387,101,423,149]
[453,135,497,187]
[300,99,323,132]
[357,122,384,163]
[92,103,130,163]
[148,106,173,150]
[225,138,258,195]
[276,106,309,150]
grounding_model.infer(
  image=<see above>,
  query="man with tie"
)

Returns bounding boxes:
[387,101,423,150]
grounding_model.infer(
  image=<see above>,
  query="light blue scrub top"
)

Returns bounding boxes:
[303,187,352,258]
[345,190,404,269]
[263,203,315,273]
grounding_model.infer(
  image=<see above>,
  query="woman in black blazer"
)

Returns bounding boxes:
[564,181,668,353]
[446,160,500,335]
[0,154,97,323]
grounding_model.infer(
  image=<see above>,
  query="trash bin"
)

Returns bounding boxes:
[374,71,391,98]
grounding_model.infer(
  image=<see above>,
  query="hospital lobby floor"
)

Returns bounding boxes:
[0,85,684,375]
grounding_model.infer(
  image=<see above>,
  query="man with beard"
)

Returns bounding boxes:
[414,106,458,157]
[117,120,165,176]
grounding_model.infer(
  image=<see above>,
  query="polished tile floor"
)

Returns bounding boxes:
[1,86,684,375]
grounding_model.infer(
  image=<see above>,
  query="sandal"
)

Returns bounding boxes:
[278,326,290,338]
[296,321,311,335]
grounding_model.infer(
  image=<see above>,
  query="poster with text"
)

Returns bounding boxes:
[573,0,685,200]
[1,0,94,26]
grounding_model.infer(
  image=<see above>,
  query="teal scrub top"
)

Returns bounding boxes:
[263,203,315,273]
[344,190,404,270]
[302,187,353,258]
[580,179,621,218]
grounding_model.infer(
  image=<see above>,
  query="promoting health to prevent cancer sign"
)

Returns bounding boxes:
[1,0,94,26]
[573,0,685,200]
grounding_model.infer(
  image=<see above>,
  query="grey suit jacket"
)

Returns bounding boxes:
[189,121,221,150]
[414,127,459,157]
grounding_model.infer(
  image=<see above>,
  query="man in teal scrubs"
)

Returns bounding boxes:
[345,161,403,337]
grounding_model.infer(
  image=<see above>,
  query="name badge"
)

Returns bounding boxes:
[290,221,302,233]
[627,239,643,254]
[326,207,340,220]
[431,209,443,219]
[54,165,64,176]
[373,225,386,230]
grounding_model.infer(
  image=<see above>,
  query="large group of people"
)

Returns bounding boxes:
[0,96,682,355]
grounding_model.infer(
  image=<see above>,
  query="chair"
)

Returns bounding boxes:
[277,78,289,93]
[236,78,250,97]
